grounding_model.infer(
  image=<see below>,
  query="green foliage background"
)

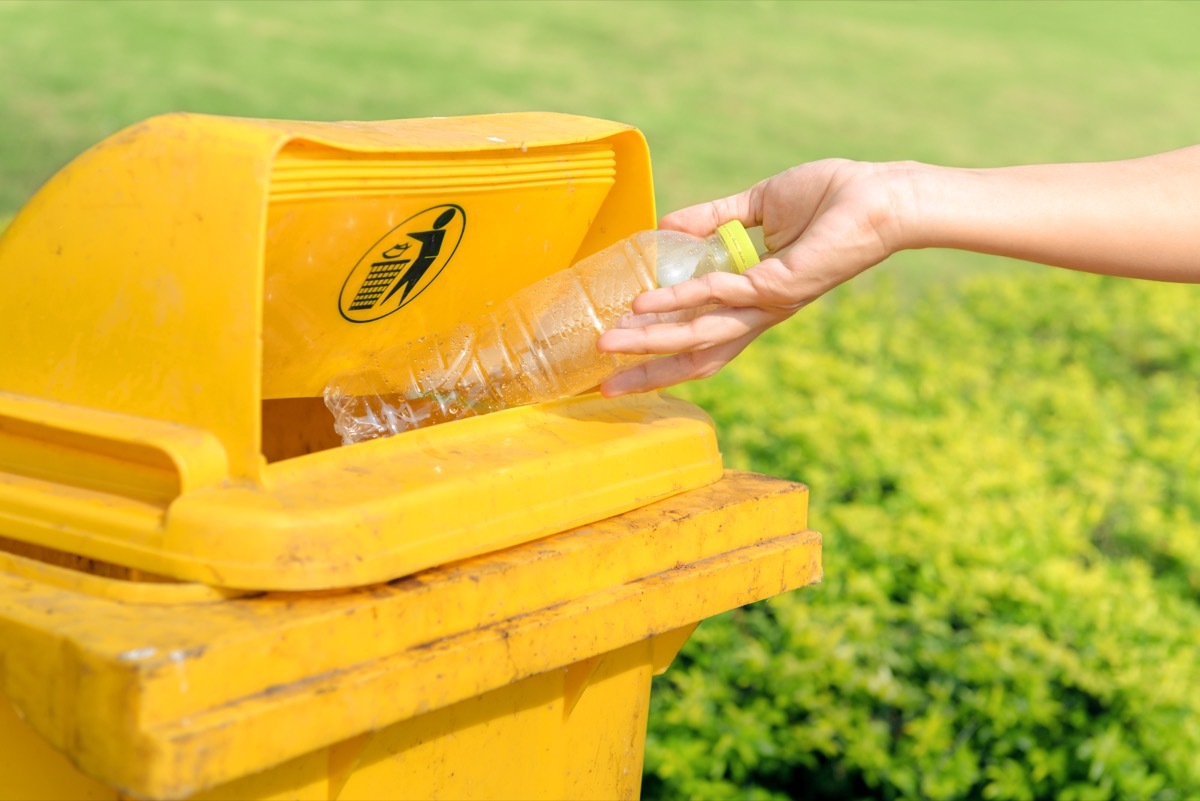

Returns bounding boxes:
[3,1,1200,798]
[654,272,1200,800]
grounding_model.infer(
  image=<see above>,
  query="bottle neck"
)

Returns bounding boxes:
[700,231,737,276]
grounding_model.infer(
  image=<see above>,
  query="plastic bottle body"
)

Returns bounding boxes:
[325,229,743,444]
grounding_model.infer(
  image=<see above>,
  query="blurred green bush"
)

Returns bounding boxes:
[647,269,1200,800]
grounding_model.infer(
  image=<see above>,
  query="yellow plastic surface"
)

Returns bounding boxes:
[0,389,720,590]
[0,112,728,590]
[0,471,821,800]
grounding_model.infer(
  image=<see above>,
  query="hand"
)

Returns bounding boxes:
[597,159,919,396]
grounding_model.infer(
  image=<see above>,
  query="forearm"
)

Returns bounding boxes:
[896,146,1200,282]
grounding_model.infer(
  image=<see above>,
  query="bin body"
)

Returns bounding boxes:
[0,114,822,799]
[2,630,683,800]
[0,472,819,800]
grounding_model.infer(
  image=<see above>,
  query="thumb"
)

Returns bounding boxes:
[659,183,764,235]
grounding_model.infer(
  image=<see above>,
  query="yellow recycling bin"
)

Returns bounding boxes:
[0,113,822,800]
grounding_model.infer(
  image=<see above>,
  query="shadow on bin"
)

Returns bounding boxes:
[0,113,822,800]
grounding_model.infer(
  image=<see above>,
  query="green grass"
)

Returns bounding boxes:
[5,1,1199,292]
[4,0,1199,225]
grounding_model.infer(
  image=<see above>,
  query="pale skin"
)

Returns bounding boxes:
[597,145,1200,396]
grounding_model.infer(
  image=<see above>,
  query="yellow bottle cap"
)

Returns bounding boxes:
[716,220,761,274]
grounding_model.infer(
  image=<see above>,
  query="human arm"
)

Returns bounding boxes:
[596,145,1200,396]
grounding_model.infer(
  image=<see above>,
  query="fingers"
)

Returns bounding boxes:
[659,181,765,235]
[598,306,769,356]
[628,259,792,314]
[631,272,755,314]
[600,332,758,397]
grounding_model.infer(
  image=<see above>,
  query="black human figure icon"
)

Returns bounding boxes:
[382,207,458,307]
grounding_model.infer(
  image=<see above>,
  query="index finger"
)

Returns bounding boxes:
[630,271,761,315]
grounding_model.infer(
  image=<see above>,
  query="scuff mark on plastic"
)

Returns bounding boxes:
[170,650,190,694]
[117,646,158,662]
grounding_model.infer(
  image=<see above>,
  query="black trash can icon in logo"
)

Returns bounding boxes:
[340,204,465,323]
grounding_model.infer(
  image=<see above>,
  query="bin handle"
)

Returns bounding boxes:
[0,390,229,509]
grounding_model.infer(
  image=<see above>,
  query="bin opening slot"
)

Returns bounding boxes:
[261,397,342,463]
[258,138,620,462]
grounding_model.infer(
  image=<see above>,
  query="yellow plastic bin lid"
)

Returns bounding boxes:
[0,112,723,590]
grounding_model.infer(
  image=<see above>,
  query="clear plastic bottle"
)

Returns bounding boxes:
[324,220,760,444]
